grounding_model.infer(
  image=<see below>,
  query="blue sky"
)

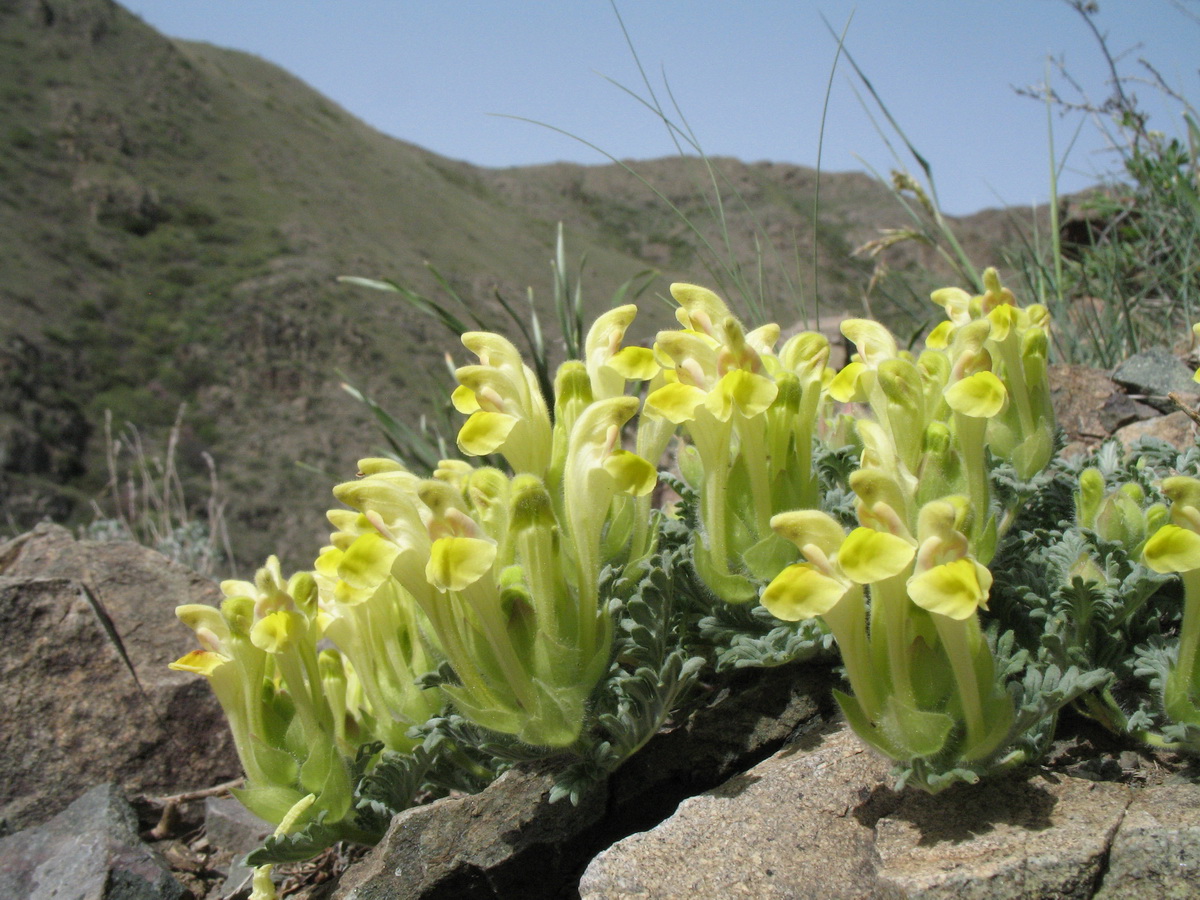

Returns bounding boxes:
[126,1,1198,215]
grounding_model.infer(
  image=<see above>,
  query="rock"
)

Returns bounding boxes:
[872,776,1128,898]
[1112,410,1197,452]
[1049,364,1119,453]
[1094,784,1200,898]
[336,759,609,900]
[581,724,1200,900]
[0,782,184,900]
[1098,392,1160,434]
[203,795,272,858]
[335,663,837,900]
[0,523,240,834]
[1111,347,1199,412]
[579,724,889,900]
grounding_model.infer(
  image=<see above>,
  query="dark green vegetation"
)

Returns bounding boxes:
[0,0,1032,569]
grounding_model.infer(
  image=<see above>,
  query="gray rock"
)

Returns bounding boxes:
[1111,347,1199,411]
[1112,410,1197,452]
[580,725,890,900]
[581,724,1199,900]
[336,759,609,900]
[0,523,240,834]
[872,776,1129,898]
[204,795,272,855]
[1098,392,1160,434]
[1049,364,1118,451]
[0,783,184,900]
[1094,784,1200,898]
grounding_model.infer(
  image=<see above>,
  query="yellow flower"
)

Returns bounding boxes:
[762,510,915,621]
[453,331,552,475]
[906,500,992,620]
[584,304,659,399]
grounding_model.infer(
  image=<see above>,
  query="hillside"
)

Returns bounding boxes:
[0,0,1036,570]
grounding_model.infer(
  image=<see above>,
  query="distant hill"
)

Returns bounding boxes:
[0,0,1038,570]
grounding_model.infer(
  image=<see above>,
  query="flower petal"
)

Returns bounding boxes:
[907,557,992,619]
[451,384,481,413]
[987,303,1019,341]
[457,410,518,456]
[841,319,898,367]
[930,287,973,325]
[603,448,657,497]
[925,320,956,350]
[250,609,302,654]
[761,563,850,620]
[670,283,733,334]
[607,345,660,380]
[426,536,497,592]
[1143,523,1200,574]
[944,371,1007,418]
[337,531,401,593]
[838,527,916,583]
[645,381,707,424]
[168,649,227,676]
[827,361,868,403]
[704,369,778,421]
[770,510,847,557]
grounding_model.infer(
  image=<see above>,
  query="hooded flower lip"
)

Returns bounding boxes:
[930,286,975,327]
[905,500,992,621]
[670,282,735,335]
[584,304,659,399]
[944,370,1007,418]
[827,319,900,404]
[453,331,552,475]
[841,319,899,369]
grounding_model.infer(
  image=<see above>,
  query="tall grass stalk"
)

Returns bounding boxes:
[498,0,859,328]
[86,405,232,577]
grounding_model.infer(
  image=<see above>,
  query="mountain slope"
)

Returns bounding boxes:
[0,0,1035,569]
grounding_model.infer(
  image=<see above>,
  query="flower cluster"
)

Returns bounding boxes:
[751,269,1053,772]
[172,263,1200,861]
[172,306,661,839]
[170,558,369,832]
[645,283,831,601]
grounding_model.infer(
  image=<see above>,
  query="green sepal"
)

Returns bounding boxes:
[250,731,299,787]
[741,532,798,582]
[1164,667,1200,728]
[835,689,902,759]
[879,694,954,760]
[232,783,307,826]
[442,683,523,739]
[692,540,758,603]
[961,692,1016,762]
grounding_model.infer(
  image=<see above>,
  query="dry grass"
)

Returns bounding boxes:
[85,405,233,577]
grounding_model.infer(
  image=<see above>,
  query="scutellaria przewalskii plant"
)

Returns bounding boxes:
[172,268,1200,882]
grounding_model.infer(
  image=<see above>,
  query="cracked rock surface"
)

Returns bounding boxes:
[0,523,240,835]
[579,724,1198,900]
